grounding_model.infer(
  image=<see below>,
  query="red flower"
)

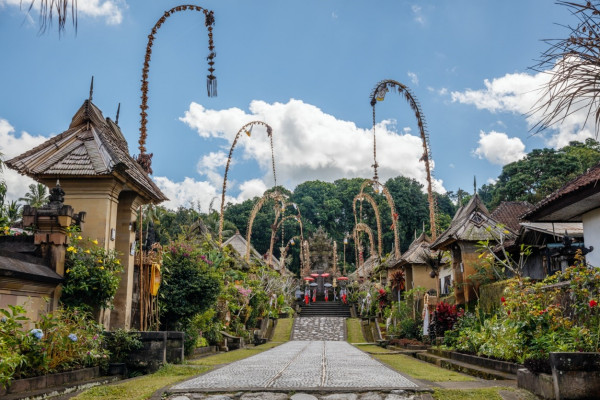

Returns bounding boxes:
[507,310,511,315]
[501,297,506,304]
[590,299,598,308]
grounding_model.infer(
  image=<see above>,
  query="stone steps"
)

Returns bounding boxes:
[299,301,351,317]
[415,352,517,381]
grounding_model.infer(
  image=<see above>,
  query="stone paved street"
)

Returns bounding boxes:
[292,317,346,341]
[171,341,419,391]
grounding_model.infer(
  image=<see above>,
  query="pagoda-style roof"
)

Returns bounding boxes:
[431,194,511,250]
[397,232,432,266]
[523,162,600,222]
[0,248,63,285]
[6,100,167,203]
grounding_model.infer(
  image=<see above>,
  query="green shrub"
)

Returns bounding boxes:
[0,305,108,389]
[104,329,142,363]
[62,231,123,311]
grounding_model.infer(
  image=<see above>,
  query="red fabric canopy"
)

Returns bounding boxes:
[310,273,319,277]
[303,277,315,281]
[320,273,330,277]
[337,277,349,281]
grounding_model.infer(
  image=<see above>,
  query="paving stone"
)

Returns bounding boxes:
[171,396,191,400]
[240,392,289,400]
[384,394,415,400]
[191,395,206,400]
[359,392,382,400]
[291,393,318,400]
[292,317,345,341]
[320,394,358,400]
[206,395,234,400]
[174,341,418,391]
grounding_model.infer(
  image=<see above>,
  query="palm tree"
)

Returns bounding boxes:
[6,201,22,225]
[21,0,77,34]
[19,183,49,208]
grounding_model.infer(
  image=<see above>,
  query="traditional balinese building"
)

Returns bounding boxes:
[388,232,439,294]
[430,194,516,304]
[6,97,167,329]
[222,230,282,272]
[0,183,84,325]
[522,162,600,267]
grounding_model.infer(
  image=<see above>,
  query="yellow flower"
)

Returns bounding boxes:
[92,239,98,245]
[97,258,102,263]
[77,235,82,240]
[67,246,76,253]
[84,249,91,254]
[115,259,120,265]
[66,269,71,273]
[68,233,72,238]
[99,266,104,270]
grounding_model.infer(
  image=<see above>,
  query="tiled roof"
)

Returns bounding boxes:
[0,249,63,284]
[490,201,533,232]
[6,100,167,203]
[523,162,600,221]
[222,231,281,270]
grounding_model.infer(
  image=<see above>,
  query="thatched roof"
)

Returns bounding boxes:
[6,100,167,203]
[431,194,512,250]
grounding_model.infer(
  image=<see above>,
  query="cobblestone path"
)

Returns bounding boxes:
[292,317,346,341]
[172,341,419,391]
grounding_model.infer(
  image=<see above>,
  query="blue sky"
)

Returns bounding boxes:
[0,1,589,210]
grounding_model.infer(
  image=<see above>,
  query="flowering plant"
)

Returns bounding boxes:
[61,228,123,311]
[0,305,108,389]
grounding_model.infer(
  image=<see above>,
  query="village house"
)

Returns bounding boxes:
[5,97,167,329]
[521,162,600,268]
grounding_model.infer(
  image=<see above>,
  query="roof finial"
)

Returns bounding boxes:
[89,76,94,102]
[474,175,477,195]
[115,103,121,125]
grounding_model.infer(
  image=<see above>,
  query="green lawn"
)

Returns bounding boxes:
[74,318,294,400]
[73,364,209,400]
[271,318,293,342]
[346,318,366,343]
[372,353,475,382]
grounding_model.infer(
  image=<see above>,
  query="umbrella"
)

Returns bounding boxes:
[337,277,349,281]
[303,277,315,281]
[324,283,333,287]
[310,273,319,277]
[321,273,330,277]
[309,283,318,287]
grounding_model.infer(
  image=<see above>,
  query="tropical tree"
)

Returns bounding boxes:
[532,1,600,138]
[19,183,49,208]
[5,201,22,225]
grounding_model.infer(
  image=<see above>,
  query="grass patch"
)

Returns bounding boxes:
[372,353,475,382]
[271,318,293,342]
[346,318,366,343]
[74,319,294,399]
[72,364,209,400]
[354,344,390,353]
[432,388,504,400]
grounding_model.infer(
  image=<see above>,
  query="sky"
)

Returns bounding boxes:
[0,1,592,211]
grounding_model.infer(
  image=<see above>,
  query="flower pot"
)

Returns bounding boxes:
[107,362,127,376]
[550,352,600,399]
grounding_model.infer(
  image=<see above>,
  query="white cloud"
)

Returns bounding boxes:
[407,71,419,85]
[0,118,48,201]
[331,11,338,19]
[473,130,526,165]
[411,4,424,25]
[451,64,596,148]
[0,0,125,25]
[179,98,446,201]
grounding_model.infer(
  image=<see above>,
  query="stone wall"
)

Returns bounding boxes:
[127,331,185,372]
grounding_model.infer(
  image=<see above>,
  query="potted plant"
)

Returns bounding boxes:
[104,329,142,375]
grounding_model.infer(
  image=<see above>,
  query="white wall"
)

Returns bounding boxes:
[582,208,600,268]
